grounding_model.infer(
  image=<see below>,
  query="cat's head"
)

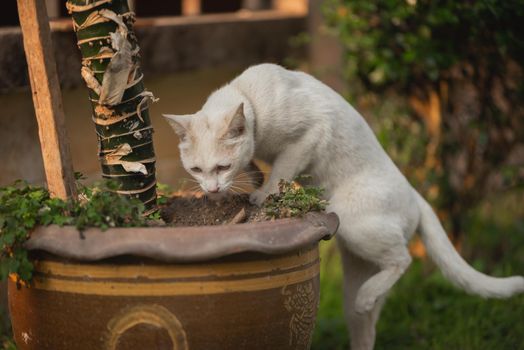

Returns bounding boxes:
[164,103,254,195]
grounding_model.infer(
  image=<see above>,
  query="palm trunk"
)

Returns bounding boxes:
[66,0,157,208]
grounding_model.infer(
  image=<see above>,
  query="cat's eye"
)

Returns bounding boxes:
[190,167,202,173]
[216,164,231,172]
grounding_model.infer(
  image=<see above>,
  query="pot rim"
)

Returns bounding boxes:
[24,212,339,262]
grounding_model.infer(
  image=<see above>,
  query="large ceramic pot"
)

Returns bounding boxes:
[8,212,338,350]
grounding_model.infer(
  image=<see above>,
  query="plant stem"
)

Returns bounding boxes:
[66,0,157,208]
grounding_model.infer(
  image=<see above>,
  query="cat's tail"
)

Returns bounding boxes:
[414,190,524,298]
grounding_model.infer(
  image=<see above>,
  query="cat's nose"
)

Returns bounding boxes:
[208,187,220,193]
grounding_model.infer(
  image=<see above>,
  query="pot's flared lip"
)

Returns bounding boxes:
[24,212,339,262]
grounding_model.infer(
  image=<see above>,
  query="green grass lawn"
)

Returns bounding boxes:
[313,198,524,350]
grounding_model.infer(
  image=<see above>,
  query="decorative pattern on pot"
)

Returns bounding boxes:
[282,282,317,350]
[106,304,188,350]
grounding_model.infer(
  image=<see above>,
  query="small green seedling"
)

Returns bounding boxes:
[264,177,328,219]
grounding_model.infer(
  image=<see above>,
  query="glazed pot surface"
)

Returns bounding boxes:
[9,213,338,349]
[9,247,320,350]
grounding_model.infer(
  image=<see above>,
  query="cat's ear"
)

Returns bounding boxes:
[223,103,246,139]
[163,114,192,140]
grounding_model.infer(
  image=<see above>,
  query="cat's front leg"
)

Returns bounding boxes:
[249,189,271,207]
[249,136,314,206]
[249,172,282,206]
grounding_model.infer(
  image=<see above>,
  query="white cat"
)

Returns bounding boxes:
[164,63,524,350]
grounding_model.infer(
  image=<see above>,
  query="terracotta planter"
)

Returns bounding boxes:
[8,213,338,350]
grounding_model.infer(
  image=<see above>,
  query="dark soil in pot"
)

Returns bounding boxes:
[160,194,268,226]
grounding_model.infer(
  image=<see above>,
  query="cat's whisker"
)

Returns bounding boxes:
[235,172,268,180]
[233,174,259,182]
[235,172,268,179]
[228,188,241,195]
[233,180,256,185]
[230,184,247,190]
[232,180,255,187]
[230,185,249,194]
[185,185,204,194]
[235,173,259,178]
[239,169,270,174]
[235,171,266,188]
[233,181,252,185]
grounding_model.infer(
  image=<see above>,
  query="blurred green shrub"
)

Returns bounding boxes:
[324,0,524,237]
[324,0,524,91]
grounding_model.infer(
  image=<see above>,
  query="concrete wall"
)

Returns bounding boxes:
[0,11,307,187]
[0,68,242,187]
[0,11,306,92]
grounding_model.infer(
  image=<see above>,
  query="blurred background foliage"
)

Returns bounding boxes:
[323,0,524,239]
[312,0,524,349]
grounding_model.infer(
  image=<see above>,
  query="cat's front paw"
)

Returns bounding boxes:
[249,189,268,207]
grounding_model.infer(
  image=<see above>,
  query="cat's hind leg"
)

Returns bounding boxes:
[337,214,412,315]
[338,241,386,350]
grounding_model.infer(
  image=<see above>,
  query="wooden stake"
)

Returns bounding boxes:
[17,0,76,200]
[273,0,308,13]
[182,0,201,16]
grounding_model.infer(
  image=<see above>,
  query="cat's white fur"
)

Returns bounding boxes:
[164,63,524,350]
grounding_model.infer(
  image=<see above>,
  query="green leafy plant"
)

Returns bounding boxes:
[0,182,61,283]
[0,180,147,284]
[264,178,328,218]
[155,182,174,206]
[73,180,146,231]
